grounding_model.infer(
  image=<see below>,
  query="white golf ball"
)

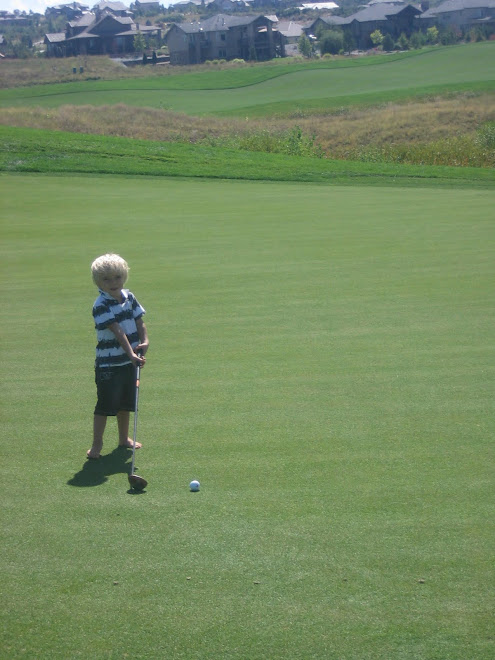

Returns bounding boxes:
[189,480,200,492]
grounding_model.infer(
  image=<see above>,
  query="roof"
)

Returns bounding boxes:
[314,14,348,24]
[421,0,495,14]
[300,1,339,8]
[57,2,89,8]
[67,31,98,38]
[45,31,66,42]
[277,20,305,37]
[68,12,95,27]
[94,1,129,9]
[174,13,273,33]
[345,2,420,21]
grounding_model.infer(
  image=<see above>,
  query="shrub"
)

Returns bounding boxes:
[204,126,325,159]
[440,25,461,45]
[319,29,344,55]
[426,26,439,44]
[382,33,395,51]
[370,30,384,47]
[475,122,495,149]
[396,32,409,50]
[298,34,312,58]
[409,31,426,49]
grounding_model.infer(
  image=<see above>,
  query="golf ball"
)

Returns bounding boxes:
[189,480,200,492]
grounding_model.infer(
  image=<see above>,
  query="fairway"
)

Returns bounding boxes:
[0,42,493,114]
[2,173,494,659]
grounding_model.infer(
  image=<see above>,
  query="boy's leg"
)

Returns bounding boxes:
[87,414,106,458]
[117,410,142,449]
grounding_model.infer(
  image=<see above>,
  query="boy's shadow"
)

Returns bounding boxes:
[67,447,133,487]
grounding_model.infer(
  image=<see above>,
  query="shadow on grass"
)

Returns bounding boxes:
[67,447,133,488]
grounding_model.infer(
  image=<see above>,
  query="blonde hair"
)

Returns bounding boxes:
[91,253,129,286]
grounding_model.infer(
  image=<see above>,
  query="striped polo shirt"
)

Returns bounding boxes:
[93,289,145,368]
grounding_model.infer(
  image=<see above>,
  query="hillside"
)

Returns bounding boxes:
[0,42,494,169]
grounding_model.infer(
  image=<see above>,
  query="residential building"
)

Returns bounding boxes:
[307,3,421,49]
[165,13,282,64]
[44,8,160,55]
[420,0,495,28]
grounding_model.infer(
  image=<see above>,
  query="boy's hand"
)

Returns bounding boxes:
[136,342,149,357]
[131,352,146,367]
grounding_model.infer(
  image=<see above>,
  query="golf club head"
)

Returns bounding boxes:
[128,474,148,491]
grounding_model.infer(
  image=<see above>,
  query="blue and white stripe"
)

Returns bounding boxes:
[93,289,145,368]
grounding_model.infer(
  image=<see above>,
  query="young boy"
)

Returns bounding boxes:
[87,254,149,460]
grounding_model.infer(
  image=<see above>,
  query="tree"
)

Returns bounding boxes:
[396,32,409,50]
[133,31,146,54]
[319,29,344,55]
[370,29,383,47]
[409,30,425,49]
[426,26,439,44]
[298,34,312,58]
[439,25,460,45]
[382,33,394,52]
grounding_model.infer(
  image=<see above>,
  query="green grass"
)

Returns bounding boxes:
[0,42,493,115]
[2,173,494,659]
[1,126,494,188]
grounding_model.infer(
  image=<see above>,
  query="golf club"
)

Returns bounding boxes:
[128,354,148,492]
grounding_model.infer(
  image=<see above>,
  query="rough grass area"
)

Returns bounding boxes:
[1,92,493,167]
[1,125,494,187]
[2,174,494,659]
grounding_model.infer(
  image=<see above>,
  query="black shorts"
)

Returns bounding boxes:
[94,363,136,417]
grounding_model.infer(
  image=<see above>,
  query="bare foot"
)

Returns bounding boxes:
[87,448,101,459]
[118,438,142,450]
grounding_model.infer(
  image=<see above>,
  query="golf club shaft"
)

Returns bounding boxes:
[130,361,141,476]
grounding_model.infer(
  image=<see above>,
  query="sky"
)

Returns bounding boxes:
[1,0,172,14]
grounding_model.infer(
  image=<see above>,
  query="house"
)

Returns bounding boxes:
[419,0,495,29]
[165,13,282,64]
[134,0,162,11]
[275,19,309,55]
[207,0,249,11]
[44,31,68,56]
[307,3,421,48]
[45,2,90,19]
[44,9,160,55]
[305,13,347,37]
[277,19,306,42]
[168,0,203,10]
[0,13,30,26]
[347,3,421,47]
[93,1,132,17]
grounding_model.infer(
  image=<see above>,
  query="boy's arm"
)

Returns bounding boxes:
[108,322,145,366]
[136,318,149,357]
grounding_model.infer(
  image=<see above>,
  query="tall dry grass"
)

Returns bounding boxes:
[1,93,494,166]
[0,55,290,89]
